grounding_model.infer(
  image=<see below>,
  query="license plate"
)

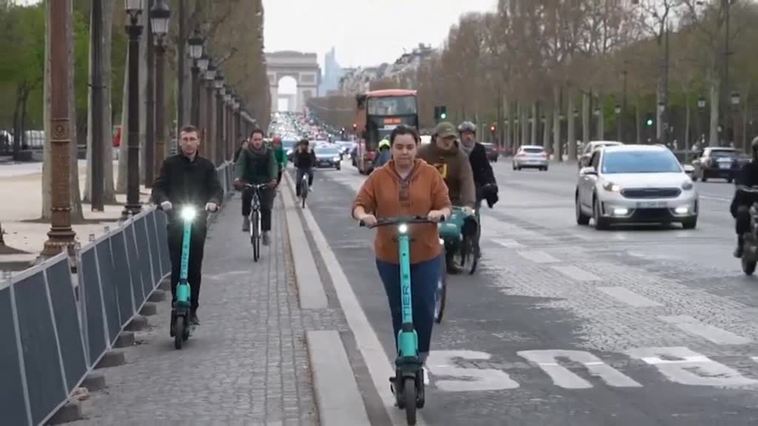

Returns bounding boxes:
[718,163,730,169]
[636,201,667,208]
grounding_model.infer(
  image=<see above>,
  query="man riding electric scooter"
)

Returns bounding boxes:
[151,125,223,330]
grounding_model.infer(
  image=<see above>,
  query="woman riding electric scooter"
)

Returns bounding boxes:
[352,125,451,424]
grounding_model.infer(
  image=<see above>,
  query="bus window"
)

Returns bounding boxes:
[367,96,417,116]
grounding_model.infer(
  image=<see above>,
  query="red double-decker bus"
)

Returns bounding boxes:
[354,89,418,174]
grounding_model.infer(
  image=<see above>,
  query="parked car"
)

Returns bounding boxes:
[691,147,741,182]
[512,145,548,171]
[578,141,623,169]
[481,142,499,162]
[575,144,698,230]
[314,146,342,170]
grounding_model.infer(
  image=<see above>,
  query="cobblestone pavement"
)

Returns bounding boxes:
[69,193,349,425]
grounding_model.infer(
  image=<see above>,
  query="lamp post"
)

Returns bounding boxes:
[144,0,155,188]
[225,90,233,162]
[42,0,77,257]
[697,95,706,148]
[195,53,209,150]
[188,29,203,126]
[90,0,105,210]
[214,71,225,166]
[204,63,217,164]
[122,0,144,220]
[614,104,622,142]
[731,90,741,149]
[150,0,170,179]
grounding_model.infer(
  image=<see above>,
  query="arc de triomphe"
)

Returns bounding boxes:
[266,51,321,113]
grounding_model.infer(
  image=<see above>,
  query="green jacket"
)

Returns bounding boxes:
[236,146,278,184]
[274,146,287,169]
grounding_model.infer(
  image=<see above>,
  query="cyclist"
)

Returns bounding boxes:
[272,135,287,186]
[374,137,391,167]
[151,125,223,326]
[234,128,278,245]
[293,139,316,197]
[458,121,499,258]
[732,136,758,257]
[352,125,451,384]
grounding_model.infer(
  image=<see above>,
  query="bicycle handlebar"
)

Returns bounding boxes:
[359,215,446,229]
[737,185,758,193]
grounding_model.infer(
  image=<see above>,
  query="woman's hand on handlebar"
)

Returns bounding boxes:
[358,213,378,227]
[427,209,447,223]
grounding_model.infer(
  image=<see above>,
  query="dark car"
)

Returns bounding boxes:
[692,147,740,182]
[481,142,499,162]
[314,146,342,170]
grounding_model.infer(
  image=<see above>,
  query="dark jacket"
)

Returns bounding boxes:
[236,146,277,184]
[151,154,224,224]
[731,161,758,217]
[375,148,391,167]
[293,148,317,169]
[417,142,476,208]
[468,143,499,207]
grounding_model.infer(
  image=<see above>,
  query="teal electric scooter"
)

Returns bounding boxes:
[169,205,198,350]
[361,215,445,425]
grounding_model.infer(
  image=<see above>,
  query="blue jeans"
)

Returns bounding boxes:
[376,255,442,358]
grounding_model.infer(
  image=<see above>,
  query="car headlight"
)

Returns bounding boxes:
[602,182,621,192]
[682,181,694,190]
[333,156,340,162]
[180,206,196,221]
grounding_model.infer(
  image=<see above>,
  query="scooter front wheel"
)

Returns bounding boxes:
[174,316,185,350]
[403,378,417,425]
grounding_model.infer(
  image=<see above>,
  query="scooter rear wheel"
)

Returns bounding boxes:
[403,378,417,425]
[434,262,447,323]
[174,316,185,350]
[742,255,756,275]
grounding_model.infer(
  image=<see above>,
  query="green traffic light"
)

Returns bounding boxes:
[646,119,653,126]
[440,113,447,119]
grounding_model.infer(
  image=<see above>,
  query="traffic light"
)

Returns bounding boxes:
[644,114,654,127]
[434,105,448,122]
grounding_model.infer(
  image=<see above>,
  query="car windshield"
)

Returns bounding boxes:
[602,150,681,174]
[710,150,737,158]
[316,148,339,156]
[523,147,543,153]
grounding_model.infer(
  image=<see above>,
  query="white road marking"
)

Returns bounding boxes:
[551,265,599,281]
[493,239,524,248]
[427,350,519,392]
[627,346,758,387]
[597,287,663,307]
[517,250,560,264]
[517,350,642,389]
[699,195,731,202]
[658,315,752,345]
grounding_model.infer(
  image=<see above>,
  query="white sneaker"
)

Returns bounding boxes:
[422,368,430,385]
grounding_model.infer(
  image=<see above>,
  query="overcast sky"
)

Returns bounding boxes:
[262,0,497,69]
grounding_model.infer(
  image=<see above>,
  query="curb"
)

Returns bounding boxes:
[281,171,328,309]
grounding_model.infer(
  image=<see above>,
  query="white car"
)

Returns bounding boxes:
[512,145,549,171]
[575,145,698,230]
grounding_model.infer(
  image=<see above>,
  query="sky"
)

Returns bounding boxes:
[262,0,497,69]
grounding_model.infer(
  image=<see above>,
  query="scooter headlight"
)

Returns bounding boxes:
[398,224,408,234]
[180,206,197,222]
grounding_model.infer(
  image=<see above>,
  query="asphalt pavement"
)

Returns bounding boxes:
[301,157,758,426]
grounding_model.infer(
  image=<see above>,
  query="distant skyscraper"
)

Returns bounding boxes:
[320,47,344,95]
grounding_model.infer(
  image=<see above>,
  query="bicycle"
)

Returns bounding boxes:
[297,169,310,208]
[360,215,445,425]
[244,183,268,262]
[438,206,478,275]
[434,236,447,324]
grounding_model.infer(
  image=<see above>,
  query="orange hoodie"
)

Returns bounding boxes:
[353,159,452,264]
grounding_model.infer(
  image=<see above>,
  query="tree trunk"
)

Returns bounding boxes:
[543,110,550,149]
[552,87,561,162]
[582,91,590,144]
[709,77,720,146]
[116,40,129,193]
[684,94,691,152]
[102,0,115,203]
[139,2,148,185]
[635,100,641,144]
[530,102,537,145]
[42,0,84,222]
[567,93,576,161]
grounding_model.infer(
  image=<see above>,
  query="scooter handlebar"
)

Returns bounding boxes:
[359,216,445,229]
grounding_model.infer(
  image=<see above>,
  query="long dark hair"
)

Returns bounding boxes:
[389,125,420,145]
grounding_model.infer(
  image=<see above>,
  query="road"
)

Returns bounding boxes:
[300,158,758,426]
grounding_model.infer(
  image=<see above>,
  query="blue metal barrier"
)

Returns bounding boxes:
[0,208,173,425]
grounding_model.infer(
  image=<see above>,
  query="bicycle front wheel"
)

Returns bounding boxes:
[251,211,260,262]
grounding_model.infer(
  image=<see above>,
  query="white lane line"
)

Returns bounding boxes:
[551,265,599,281]
[517,250,559,264]
[658,315,752,345]
[493,239,524,248]
[700,195,731,202]
[597,287,663,307]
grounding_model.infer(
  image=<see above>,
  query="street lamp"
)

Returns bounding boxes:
[122,0,144,219]
[203,63,217,164]
[657,101,665,114]
[42,0,78,256]
[214,71,225,165]
[697,96,706,109]
[150,0,170,181]
[731,91,741,106]
[731,91,741,148]
[615,104,622,141]
[188,30,204,126]
[197,54,209,73]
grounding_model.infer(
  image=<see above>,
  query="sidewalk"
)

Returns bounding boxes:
[67,192,332,424]
[0,160,150,270]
